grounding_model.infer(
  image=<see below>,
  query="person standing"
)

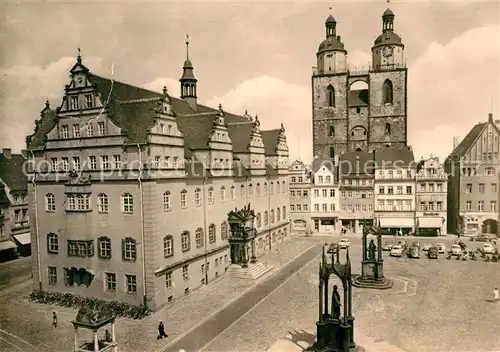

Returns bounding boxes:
[157,322,168,339]
[52,312,58,328]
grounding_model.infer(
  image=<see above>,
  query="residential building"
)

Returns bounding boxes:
[26,47,290,311]
[289,160,312,232]
[312,8,408,160]
[445,113,499,234]
[310,158,340,234]
[374,146,416,235]
[0,149,31,261]
[339,151,375,234]
[415,156,447,235]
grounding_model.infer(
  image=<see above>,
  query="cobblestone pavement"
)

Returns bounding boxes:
[0,238,316,352]
[0,256,32,292]
[202,236,500,352]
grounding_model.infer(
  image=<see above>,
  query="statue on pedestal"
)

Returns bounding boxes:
[331,285,341,319]
[368,239,376,261]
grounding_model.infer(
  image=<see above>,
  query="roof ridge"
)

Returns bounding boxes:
[118,97,161,104]
[227,121,252,126]
[178,112,216,117]
[89,73,163,97]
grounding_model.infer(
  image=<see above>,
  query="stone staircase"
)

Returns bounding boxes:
[226,262,273,280]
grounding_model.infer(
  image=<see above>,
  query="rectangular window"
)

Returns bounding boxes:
[182,265,189,280]
[318,176,323,183]
[51,158,58,171]
[106,273,116,291]
[123,239,137,260]
[378,187,385,194]
[406,186,412,194]
[492,183,498,193]
[126,275,137,293]
[85,94,94,108]
[290,204,295,211]
[98,122,106,136]
[87,124,94,136]
[396,186,403,195]
[404,200,411,211]
[491,201,497,212]
[73,125,80,138]
[100,155,109,169]
[67,240,93,257]
[325,176,331,183]
[61,157,69,171]
[436,201,442,211]
[420,202,426,211]
[314,204,319,212]
[479,183,485,193]
[478,201,484,211]
[72,157,81,171]
[99,238,111,258]
[322,204,327,212]
[303,204,308,211]
[165,272,172,288]
[322,189,327,197]
[465,201,471,211]
[48,266,57,284]
[66,194,91,211]
[61,125,69,139]
[70,96,79,110]
[314,189,319,197]
[330,189,335,197]
[387,187,394,194]
[377,200,385,211]
[466,184,472,193]
[89,156,97,170]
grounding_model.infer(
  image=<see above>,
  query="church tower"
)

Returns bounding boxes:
[311,8,408,160]
[311,14,349,161]
[180,35,198,111]
[368,9,407,150]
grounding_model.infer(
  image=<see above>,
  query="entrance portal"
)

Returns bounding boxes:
[481,219,498,234]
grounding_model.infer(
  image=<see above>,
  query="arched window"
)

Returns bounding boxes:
[277,208,281,221]
[256,183,261,196]
[47,233,59,253]
[45,193,56,212]
[230,186,235,200]
[180,189,188,209]
[329,126,335,137]
[195,228,204,248]
[221,221,228,240]
[382,79,393,104]
[181,231,190,252]
[121,193,134,213]
[329,147,335,159]
[281,180,286,193]
[385,123,391,135]
[240,184,245,198]
[264,211,269,225]
[248,184,253,197]
[270,182,274,195]
[208,224,216,243]
[98,236,111,258]
[163,191,171,211]
[164,235,173,257]
[208,187,214,205]
[270,209,275,223]
[282,206,287,219]
[256,213,262,227]
[194,188,201,206]
[220,186,226,202]
[326,85,335,107]
[98,193,109,213]
[264,182,268,196]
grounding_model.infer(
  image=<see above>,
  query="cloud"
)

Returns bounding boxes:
[0,56,107,150]
[408,24,499,160]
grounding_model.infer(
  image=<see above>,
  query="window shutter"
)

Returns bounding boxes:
[88,241,94,257]
[46,235,50,253]
[121,239,125,260]
[132,240,137,260]
[108,238,112,259]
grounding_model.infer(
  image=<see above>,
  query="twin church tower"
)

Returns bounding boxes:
[312,9,408,159]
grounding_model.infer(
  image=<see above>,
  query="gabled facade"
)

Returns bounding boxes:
[310,158,340,234]
[445,113,500,234]
[415,156,447,235]
[26,48,290,310]
[338,151,375,234]
[0,149,31,261]
[374,146,416,235]
[288,160,312,232]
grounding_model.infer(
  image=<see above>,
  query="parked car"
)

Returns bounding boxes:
[382,241,394,251]
[471,234,492,242]
[422,244,431,251]
[427,246,439,259]
[407,246,420,259]
[451,244,462,256]
[339,239,350,249]
[327,243,339,254]
[483,243,495,254]
[436,243,446,254]
[390,245,404,257]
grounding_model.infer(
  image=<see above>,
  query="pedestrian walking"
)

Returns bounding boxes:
[52,312,58,328]
[494,288,499,301]
[157,321,168,339]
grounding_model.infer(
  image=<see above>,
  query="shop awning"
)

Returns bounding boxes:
[379,218,414,228]
[13,233,31,245]
[0,240,17,251]
[418,217,443,229]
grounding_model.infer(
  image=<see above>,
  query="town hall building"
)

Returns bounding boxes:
[26,42,290,311]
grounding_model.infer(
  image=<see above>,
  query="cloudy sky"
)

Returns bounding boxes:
[0,0,498,162]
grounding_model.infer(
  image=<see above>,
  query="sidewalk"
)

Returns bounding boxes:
[9,238,317,352]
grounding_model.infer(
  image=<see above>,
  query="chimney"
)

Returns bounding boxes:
[337,35,342,42]
[2,148,11,158]
[21,150,28,159]
[453,136,461,150]
[488,113,493,122]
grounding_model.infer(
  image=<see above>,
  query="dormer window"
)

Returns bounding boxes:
[87,124,94,137]
[73,125,80,138]
[70,96,79,110]
[97,122,106,136]
[61,125,69,139]
[85,94,94,109]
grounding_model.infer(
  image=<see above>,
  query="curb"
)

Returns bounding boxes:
[158,241,319,351]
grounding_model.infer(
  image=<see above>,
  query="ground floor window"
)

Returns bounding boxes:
[125,275,137,293]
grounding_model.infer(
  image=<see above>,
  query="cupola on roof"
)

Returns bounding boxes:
[317,10,346,55]
[372,8,403,49]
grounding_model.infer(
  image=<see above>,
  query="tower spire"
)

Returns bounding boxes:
[180,34,198,110]
[77,46,82,64]
[185,34,190,60]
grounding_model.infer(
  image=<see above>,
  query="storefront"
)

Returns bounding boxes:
[416,217,444,236]
[13,232,32,257]
[378,217,415,235]
[0,240,18,262]
[313,218,339,234]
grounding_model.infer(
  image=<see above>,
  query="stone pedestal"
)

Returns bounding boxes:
[308,319,354,352]
[352,260,393,289]
[346,316,355,348]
